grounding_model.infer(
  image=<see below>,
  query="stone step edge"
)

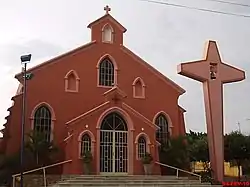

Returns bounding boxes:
[69,179,200,182]
[60,179,205,183]
[55,183,210,186]
[60,180,204,183]
[70,177,199,180]
[53,183,219,186]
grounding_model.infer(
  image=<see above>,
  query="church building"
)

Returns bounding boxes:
[0,6,187,175]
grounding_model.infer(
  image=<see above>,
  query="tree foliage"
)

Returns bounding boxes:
[0,130,60,185]
[159,136,189,170]
[186,130,209,163]
[224,131,250,181]
[0,148,34,185]
[159,136,189,175]
[24,131,58,166]
[186,130,250,181]
[159,131,210,172]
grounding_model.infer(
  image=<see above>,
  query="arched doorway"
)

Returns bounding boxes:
[100,112,128,174]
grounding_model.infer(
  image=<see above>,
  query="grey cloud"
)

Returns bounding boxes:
[0,39,64,68]
[0,0,249,135]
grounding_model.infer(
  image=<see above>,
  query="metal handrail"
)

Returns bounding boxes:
[155,161,202,182]
[12,159,72,187]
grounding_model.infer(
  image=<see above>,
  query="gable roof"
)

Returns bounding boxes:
[103,86,127,98]
[87,14,127,33]
[66,101,110,125]
[66,100,159,130]
[14,40,185,95]
[122,102,159,130]
[120,45,186,95]
[14,13,185,95]
[14,41,96,81]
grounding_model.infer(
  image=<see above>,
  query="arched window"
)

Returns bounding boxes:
[102,24,113,43]
[132,77,145,98]
[155,114,169,144]
[80,134,91,156]
[64,70,80,92]
[134,81,142,97]
[33,106,52,142]
[99,58,114,87]
[138,136,146,159]
[100,112,127,131]
[67,74,77,90]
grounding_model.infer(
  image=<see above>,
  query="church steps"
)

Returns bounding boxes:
[72,175,191,180]
[53,184,221,187]
[55,180,204,184]
[63,179,200,182]
[50,175,222,187]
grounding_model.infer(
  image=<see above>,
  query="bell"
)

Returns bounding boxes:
[210,71,216,80]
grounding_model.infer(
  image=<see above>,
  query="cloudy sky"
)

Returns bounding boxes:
[0,0,249,135]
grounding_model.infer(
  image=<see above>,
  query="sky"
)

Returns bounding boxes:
[0,0,249,135]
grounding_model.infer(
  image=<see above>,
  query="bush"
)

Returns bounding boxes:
[141,153,153,164]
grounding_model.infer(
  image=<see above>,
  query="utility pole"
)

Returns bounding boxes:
[236,119,250,134]
[20,54,32,187]
[237,122,241,133]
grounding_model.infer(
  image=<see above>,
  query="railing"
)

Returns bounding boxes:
[155,161,202,182]
[12,159,72,187]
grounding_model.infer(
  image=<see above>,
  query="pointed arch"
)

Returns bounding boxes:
[96,54,118,87]
[30,102,56,142]
[30,102,56,120]
[102,23,114,43]
[96,106,134,174]
[78,130,96,158]
[135,132,151,160]
[153,111,173,144]
[96,54,118,70]
[132,77,146,98]
[134,132,151,144]
[64,70,80,92]
[100,112,128,131]
[96,107,134,130]
[78,130,96,142]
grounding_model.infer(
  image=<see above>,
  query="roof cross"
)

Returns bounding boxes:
[104,5,111,14]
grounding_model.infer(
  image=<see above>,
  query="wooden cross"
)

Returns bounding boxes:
[104,5,111,14]
[177,40,245,182]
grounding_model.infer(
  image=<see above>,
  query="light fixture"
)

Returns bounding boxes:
[20,54,31,63]
[20,54,32,187]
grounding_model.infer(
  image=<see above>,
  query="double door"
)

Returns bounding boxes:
[100,130,128,174]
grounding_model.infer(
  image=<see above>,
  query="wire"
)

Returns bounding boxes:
[139,0,250,18]
[201,0,250,8]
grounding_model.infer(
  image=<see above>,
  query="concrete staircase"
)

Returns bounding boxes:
[51,175,222,187]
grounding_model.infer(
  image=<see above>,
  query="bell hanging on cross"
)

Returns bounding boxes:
[210,71,216,80]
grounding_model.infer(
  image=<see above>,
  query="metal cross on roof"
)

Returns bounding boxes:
[104,5,111,14]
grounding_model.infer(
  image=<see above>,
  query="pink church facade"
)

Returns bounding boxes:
[1,6,187,175]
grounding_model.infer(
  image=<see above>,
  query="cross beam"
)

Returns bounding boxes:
[177,40,245,182]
